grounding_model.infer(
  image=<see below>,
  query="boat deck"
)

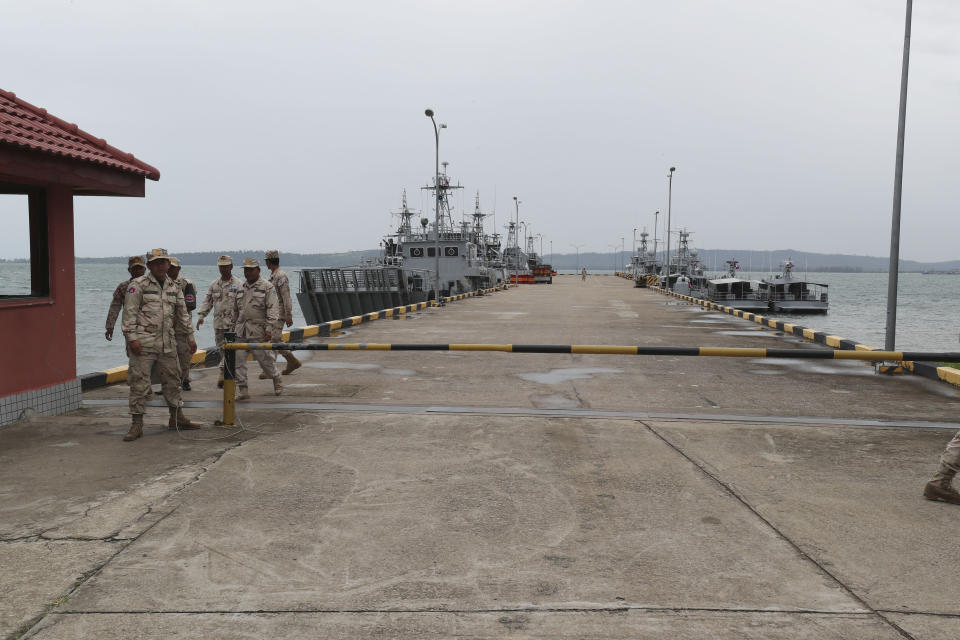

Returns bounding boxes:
[3,275,958,638]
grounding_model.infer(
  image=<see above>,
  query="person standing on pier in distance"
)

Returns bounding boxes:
[232,257,281,400]
[581,267,587,281]
[105,255,146,344]
[121,249,201,441]
[196,255,242,388]
[259,249,301,378]
[167,257,197,391]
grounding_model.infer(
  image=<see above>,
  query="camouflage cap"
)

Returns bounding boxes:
[128,255,146,268]
[264,249,279,260]
[169,257,181,268]
[217,255,233,266]
[242,257,260,269]
[146,248,169,263]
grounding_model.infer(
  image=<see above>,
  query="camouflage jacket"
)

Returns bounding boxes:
[106,278,132,332]
[121,273,194,354]
[171,276,197,334]
[234,277,279,339]
[197,276,243,330]
[268,267,294,326]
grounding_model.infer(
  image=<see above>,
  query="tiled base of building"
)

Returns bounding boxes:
[0,378,81,426]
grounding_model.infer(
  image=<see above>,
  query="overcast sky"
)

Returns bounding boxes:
[2,0,958,261]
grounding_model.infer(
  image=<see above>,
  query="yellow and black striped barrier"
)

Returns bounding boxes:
[223,342,960,361]
[218,340,960,425]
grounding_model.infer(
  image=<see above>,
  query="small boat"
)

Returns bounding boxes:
[756,260,828,314]
[706,260,768,312]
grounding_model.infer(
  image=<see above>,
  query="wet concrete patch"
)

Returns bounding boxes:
[715,330,777,337]
[281,384,363,398]
[516,368,623,385]
[748,358,876,377]
[530,394,582,409]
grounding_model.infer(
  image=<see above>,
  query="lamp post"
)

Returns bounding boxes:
[884,0,913,351]
[664,167,676,287]
[570,244,584,273]
[550,240,553,265]
[608,244,618,273]
[512,196,521,284]
[621,236,625,273]
[653,210,659,269]
[425,108,446,301]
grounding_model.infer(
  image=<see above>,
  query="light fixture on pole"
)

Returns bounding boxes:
[425,108,446,301]
[664,167,676,288]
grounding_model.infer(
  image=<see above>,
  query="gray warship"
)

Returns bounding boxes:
[297,164,509,325]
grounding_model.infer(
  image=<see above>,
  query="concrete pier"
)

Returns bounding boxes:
[3,275,958,639]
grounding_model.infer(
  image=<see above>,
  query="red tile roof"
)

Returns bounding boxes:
[0,88,160,180]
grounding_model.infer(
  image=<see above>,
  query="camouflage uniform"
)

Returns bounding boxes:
[106,256,146,351]
[122,269,194,416]
[265,249,301,375]
[233,260,280,391]
[170,258,197,383]
[197,265,242,373]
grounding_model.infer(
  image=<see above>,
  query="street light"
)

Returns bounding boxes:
[885,0,913,351]
[512,196,521,284]
[664,167,676,288]
[570,244,584,273]
[425,108,447,301]
[608,244,618,273]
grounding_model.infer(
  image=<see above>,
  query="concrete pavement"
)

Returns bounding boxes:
[4,275,959,638]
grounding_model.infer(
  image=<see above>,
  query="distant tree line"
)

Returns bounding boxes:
[4,247,958,272]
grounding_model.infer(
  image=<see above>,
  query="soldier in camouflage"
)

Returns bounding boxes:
[105,256,146,343]
[196,255,242,388]
[259,249,301,378]
[121,249,201,441]
[168,257,198,391]
[233,257,282,399]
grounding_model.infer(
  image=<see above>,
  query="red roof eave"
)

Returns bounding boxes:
[0,89,160,181]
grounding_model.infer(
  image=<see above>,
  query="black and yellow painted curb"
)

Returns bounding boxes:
[650,285,960,389]
[80,285,505,391]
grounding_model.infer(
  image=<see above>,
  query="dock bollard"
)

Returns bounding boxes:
[221,331,236,427]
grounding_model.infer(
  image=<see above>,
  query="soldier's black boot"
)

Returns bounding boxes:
[123,414,144,442]
[924,466,960,505]
[181,380,192,391]
[168,407,201,431]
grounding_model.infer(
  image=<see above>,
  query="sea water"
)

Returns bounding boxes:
[1,264,958,374]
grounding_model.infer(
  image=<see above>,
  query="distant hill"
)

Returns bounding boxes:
[552,248,960,273]
[12,247,955,272]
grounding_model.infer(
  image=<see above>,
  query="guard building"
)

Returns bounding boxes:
[0,88,159,425]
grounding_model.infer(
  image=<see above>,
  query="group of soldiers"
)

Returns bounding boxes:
[105,249,301,442]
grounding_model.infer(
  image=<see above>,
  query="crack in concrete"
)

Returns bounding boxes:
[49,606,910,615]
[637,419,917,640]
[8,441,246,640]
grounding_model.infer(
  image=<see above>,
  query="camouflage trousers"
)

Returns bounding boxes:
[235,327,278,388]
[128,351,182,415]
[935,431,960,478]
[273,322,294,362]
[175,333,193,382]
[215,328,227,374]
